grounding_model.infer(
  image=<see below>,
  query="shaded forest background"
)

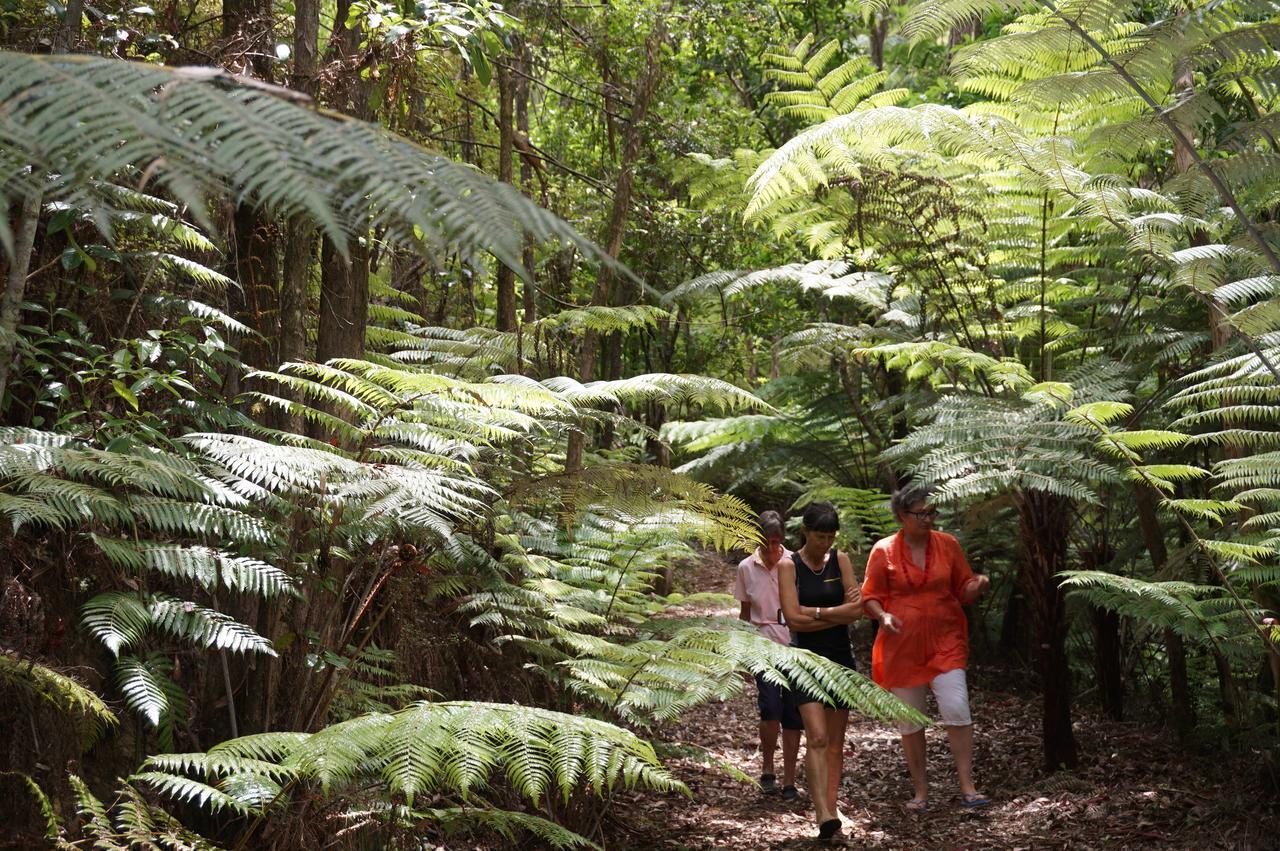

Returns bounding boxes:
[2,0,1280,845]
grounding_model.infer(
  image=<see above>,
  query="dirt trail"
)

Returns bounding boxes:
[612,558,1279,849]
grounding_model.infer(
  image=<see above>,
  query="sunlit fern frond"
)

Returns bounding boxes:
[140,701,686,810]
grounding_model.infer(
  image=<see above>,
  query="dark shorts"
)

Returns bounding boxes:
[755,673,804,730]
[793,646,858,708]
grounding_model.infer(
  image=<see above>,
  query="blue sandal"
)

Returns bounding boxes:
[904,797,931,813]
[959,792,990,808]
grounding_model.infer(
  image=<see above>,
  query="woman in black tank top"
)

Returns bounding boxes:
[777,502,863,843]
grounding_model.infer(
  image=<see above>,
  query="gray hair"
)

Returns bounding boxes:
[890,485,934,519]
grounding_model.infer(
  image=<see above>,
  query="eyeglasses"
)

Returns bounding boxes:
[905,507,939,520]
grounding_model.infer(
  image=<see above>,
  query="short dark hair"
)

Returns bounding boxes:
[758,510,784,540]
[890,485,934,519]
[800,501,839,533]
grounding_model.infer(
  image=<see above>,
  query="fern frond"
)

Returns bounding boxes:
[0,53,609,275]
[0,650,117,747]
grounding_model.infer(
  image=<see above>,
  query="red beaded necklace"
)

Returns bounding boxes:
[892,530,931,591]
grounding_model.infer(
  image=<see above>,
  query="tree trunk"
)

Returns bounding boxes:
[279,0,319,372]
[228,205,278,371]
[1212,646,1241,724]
[494,60,518,332]
[999,586,1028,661]
[1091,605,1124,721]
[0,192,41,405]
[1,0,85,401]
[869,12,889,71]
[1017,490,1078,770]
[515,38,537,328]
[317,238,369,361]
[315,0,370,361]
[1133,482,1195,737]
[1082,538,1123,720]
[568,20,667,471]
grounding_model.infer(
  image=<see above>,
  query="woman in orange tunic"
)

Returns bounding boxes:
[861,486,991,812]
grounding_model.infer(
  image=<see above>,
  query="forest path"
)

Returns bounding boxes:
[612,557,1277,850]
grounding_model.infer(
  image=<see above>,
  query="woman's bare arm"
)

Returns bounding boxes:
[814,551,863,624]
[778,557,826,631]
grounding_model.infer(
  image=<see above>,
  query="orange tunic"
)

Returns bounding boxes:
[861,530,975,690]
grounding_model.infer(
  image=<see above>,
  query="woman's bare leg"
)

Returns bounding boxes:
[798,701,834,824]
[824,708,849,816]
[901,729,928,801]
[945,723,977,795]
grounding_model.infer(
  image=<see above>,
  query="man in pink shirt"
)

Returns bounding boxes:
[734,510,802,800]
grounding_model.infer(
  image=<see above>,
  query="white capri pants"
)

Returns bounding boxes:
[890,668,972,735]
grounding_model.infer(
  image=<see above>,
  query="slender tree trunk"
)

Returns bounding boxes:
[1212,647,1241,725]
[567,20,667,471]
[1017,490,1078,770]
[54,0,84,51]
[222,0,276,382]
[1,0,84,401]
[0,193,41,404]
[1082,539,1123,720]
[869,12,889,71]
[516,38,537,328]
[1133,482,1194,737]
[494,60,518,332]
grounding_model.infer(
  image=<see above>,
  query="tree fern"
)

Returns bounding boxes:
[139,701,686,811]
[0,52,607,274]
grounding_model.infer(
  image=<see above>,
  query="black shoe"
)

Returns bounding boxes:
[759,773,777,793]
[818,818,841,842]
[780,784,798,802]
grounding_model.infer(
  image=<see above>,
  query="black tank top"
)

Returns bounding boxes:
[792,548,851,657]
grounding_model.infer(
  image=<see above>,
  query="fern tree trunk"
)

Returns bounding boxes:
[1017,490,1079,770]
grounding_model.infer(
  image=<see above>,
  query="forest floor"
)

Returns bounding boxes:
[609,556,1280,850]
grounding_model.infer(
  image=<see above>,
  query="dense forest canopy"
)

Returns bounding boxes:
[1,0,1279,845]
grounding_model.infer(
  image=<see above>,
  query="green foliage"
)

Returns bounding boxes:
[0,650,118,747]
[139,700,686,847]
[15,771,221,850]
[0,52,603,272]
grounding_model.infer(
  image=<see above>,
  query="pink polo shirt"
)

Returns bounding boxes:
[733,547,793,646]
